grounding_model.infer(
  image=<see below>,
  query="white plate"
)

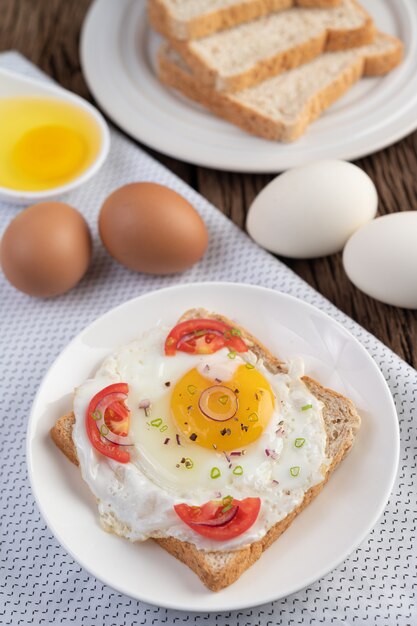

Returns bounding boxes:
[27,283,399,612]
[80,0,417,173]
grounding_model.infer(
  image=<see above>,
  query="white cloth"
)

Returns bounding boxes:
[0,53,415,626]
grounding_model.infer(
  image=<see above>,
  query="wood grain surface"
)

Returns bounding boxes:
[1,0,417,366]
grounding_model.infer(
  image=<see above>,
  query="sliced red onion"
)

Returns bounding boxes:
[190,505,239,527]
[198,385,238,422]
[93,392,133,446]
[177,329,224,350]
[223,451,231,463]
[265,448,278,461]
[230,451,242,457]
[139,399,151,410]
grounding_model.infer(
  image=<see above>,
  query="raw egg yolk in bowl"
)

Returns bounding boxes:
[171,365,275,451]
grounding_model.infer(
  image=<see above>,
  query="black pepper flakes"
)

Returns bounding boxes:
[165,381,171,387]
[220,428,231,436]
[241,424,249,432]
[189,433,197,441]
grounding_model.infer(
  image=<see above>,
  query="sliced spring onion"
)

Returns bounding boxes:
[290,466,301,477]
[301,404,313,411]
[184,458,194,469]
[160,425,168,433]
[150,418,163,428]
[187,385,197,395]
[100,424,109,436]
[218,395,229,406]
[294,437,305,448]
[245,363,255,370]
[233,465,243,476]
[248,412,259,422]
[228,350,237,359]
[210,467,221,479]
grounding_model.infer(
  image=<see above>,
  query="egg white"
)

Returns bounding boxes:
[72,325,329,551]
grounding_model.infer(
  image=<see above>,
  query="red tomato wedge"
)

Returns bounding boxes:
[174,497,261,541]
[86,383,131,463]
[165,319,248,356]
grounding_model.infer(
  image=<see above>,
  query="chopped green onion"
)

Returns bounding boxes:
[210,467,221,479]
[290,466,300,477]
[248,412,259,422]
[100,424,109,436]
[218,395,229,406]
[230,328,242,337]
[92,410,102,421]
[160,425,168,433]
[187,385,197,395]
[294,437,305,448]
[222,495,233,507]
[301,404,313,411]
[233,465,243,476]
[245,363,255,370]
[228,350,237,360]
[150,418,163,428]
[184,458,194,469]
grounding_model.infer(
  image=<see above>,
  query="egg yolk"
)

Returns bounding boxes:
[12,125,87,183]
[170,365,275,451]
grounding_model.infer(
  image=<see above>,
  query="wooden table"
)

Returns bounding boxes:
[1,0,417,366]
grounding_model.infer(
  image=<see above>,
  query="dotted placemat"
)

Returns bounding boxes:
[0,53,415,626]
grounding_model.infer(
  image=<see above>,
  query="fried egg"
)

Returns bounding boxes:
[72,325,329,551]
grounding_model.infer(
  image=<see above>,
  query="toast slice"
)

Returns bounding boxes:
[157,32,403,142]
[165,0,375,92]
[148,0,342,42]
[51,309,361,591]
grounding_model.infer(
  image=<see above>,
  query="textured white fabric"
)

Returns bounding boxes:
[0,53,415,626]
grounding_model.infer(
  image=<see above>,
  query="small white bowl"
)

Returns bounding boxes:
[0,68,110,205]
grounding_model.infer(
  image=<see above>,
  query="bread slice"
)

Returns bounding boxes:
[148,0,342,42]
[51,309,361,590]
[165,0,375,92]
[157,32,403,142]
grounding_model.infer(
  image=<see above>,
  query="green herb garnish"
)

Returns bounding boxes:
[210,467,221,479]
[92,410,102,421]
[150,418,163,428]
[187,384,197,395]
[294,438,305,448]
[248,412,259,422]
[100,424,109,436]
[160,425,168,433]
[228,350,237,360]
[184,458,194,469]
[230,328,242,337]
[218,395,229,406]
[290,466,300,477]
[301,404,313,411]
[245,363,255,370]
[233,465,243,476]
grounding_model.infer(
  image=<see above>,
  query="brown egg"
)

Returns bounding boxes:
[0,201,92,297]
[99,183,208,275]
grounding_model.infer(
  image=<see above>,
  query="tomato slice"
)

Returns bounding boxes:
[174,497,261,541]
[86,382,131,463]
[165,319,248,356]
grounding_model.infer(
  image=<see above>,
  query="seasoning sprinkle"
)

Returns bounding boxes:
[220,428,231,436]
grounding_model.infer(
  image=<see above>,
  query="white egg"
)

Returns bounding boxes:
[246,160,378,258]
[343,212,417,309]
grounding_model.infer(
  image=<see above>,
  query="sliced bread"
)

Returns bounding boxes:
[50,309,361,591]
[166,0,375,92]
[157,32,403,142]
[148,0,342,42]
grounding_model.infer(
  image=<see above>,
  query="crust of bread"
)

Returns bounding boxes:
[164,0,375,92]
[157,34,403,141]
[148,0,342,42]
[50,308,361,591]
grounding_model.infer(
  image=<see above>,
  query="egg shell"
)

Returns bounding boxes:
[99,183,208,275]
[246,160,378,259]
[0,201,92,298]
[343,211,417,309]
